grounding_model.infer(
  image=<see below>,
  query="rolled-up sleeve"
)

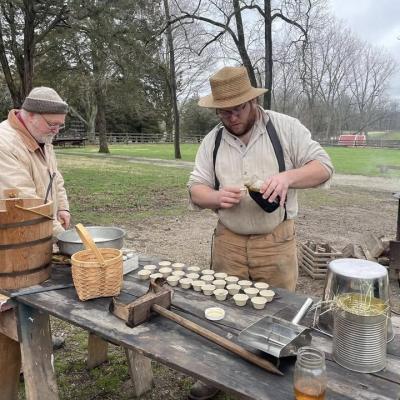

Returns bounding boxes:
[289,119,334,188]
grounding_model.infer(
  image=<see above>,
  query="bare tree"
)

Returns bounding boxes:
[246,0,311,108]
[165,0,257,86]
[348,43,397,134]
[271,40,302,115]
[163,0,181,159]
[312,21,356,138]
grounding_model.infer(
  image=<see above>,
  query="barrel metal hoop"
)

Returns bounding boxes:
[0,235,52,250]
[0,262,51,277]
[0,217,49,229]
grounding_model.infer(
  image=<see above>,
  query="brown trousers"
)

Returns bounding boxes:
[211,220,298,292]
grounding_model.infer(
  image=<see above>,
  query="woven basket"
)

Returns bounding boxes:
[71,248,123,301]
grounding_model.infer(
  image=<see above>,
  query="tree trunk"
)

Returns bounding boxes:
[87,104,98,144]
[163,0,181,159]
[95,83,109,153]
[92,66,109,153]
[0,19,21,107]
[263,0,272,109]
[232,0,257,88]
[23,0,35,98]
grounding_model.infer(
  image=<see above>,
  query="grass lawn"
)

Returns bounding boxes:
[58,155,190,225]
[57,143,400,177]
[58,151,390,229]
[57,143,199,162]
[368,131,400,140]
[325,146,400,176]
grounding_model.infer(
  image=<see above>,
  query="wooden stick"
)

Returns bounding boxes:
[14,204,54,220]
[151,304,283,376]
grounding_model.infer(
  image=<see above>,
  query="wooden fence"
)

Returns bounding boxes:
[94,132,204,144]
[319,138,400,149]
[54,130,400,149]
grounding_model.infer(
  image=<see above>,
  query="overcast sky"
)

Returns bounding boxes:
[330,0,400,99]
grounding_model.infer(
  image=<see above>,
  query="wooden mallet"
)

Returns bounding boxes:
[110,279,283,376]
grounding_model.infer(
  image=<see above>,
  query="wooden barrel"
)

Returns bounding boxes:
[0,198,53,289]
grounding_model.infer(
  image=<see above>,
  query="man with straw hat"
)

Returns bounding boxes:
[187,65,333,399]
[0,86,70,236]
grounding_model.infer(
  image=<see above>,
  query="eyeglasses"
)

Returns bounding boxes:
[217,102,248,119]
[40,114,65,131]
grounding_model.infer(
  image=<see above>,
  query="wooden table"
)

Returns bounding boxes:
[1,255,399,400]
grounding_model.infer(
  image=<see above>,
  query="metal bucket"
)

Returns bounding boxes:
[332,296,387,373]
[57,226,125,256]
[317,258,394,342]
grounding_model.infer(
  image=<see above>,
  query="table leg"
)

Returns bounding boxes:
[87,332,109,368]
[17,303,59,400]
[0,332,21,400]
[125,348,153,397]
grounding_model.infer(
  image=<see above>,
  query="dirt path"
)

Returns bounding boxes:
[120,178,398,298]
[332,173,399,192]
[60,151,399,190]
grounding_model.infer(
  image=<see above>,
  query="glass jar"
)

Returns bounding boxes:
[294,346,327,400]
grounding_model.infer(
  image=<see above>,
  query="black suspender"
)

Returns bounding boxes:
[212,117,287,220]
[213,118,286,190]
[213,126,223,191]
[266,119,285,174]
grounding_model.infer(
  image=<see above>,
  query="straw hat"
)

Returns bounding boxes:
[198,66,267,109]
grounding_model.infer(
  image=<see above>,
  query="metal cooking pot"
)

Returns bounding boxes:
[57,226,125,256]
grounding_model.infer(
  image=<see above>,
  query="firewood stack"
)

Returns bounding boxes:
[299,233,396,280]
[299,232,400,312]
[342,233,390,265]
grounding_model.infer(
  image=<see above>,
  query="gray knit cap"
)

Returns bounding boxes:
[22,87,68,114]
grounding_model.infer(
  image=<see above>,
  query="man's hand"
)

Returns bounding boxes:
[259,161,331,207]
[57,210,71,229]
[216,186,242,209]
[259,172,290,207]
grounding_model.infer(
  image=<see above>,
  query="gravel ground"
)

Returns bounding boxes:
[121,175,398,298]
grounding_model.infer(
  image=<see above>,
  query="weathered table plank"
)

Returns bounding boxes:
[9,260,400,400]
[0,332,20,400]
[87,332,109,368]
[124,347,154,397]
[17,303,58,400]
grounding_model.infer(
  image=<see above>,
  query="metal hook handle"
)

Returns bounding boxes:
[291,298,314,325]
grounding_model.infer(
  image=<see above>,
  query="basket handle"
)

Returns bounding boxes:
[75,223,106,266]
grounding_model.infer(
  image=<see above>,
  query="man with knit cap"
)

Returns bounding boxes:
[0,86,71,236]
[187,67,333,399]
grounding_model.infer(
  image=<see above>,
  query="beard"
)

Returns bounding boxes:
[43,133,57,145]
[30,131,57,145]
[221,105,258,137]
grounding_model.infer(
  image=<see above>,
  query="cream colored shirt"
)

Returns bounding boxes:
[188,108,333,235]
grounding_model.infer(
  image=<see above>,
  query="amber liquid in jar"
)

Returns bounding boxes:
[294,347,327,400]
[294,380,325,400]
